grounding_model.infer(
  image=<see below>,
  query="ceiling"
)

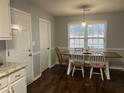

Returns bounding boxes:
[31,0,124,16]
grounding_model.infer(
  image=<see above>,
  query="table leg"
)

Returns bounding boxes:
[105,61,110,80]
[67,61,72,75]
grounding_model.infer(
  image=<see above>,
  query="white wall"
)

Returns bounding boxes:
[55,12,124,48]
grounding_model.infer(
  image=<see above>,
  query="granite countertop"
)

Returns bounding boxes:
[0,62,26,78]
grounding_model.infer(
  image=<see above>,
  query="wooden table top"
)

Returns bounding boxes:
[61,51,122,59]
[103,52,122,58]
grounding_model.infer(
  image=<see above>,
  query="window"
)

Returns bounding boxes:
[68,23,85,48]
[68,21,106,50]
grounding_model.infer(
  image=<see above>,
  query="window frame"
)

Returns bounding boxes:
[68,22,85,48]
[68,20,107,51]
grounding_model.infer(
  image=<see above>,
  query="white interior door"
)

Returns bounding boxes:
[6,9,32,84]
[39,18,51,73]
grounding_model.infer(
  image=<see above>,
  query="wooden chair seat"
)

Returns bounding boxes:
[89,62,105,68]
[72,62,84,67]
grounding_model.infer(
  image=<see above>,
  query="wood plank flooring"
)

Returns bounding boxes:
[28,65,124,93]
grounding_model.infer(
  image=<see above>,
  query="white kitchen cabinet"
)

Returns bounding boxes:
[0,77,8,90]
[0,0,12,40]
[9,69,26,84]
[9,77,27,93]
[0,87,9,93]
[0,67,27,93]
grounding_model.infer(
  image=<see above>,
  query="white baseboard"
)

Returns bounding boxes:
[27,79,34,86]
[33,74,41,81]
[109,66,124,71]
[27,74,41,85]
[49,63,56,68]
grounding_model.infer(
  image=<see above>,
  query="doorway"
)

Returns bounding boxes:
[39,18,51,73]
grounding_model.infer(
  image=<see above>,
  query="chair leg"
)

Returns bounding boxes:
[100,68,104,80]
[72,66,75,77]
[81,66,84,78]
[89,67,93,79]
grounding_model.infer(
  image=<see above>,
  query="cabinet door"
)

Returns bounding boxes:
[0,87,9,93]
[10,77,27,93]
[0,0,11,39]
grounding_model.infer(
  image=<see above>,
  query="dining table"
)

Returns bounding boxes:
[61,50,123,80]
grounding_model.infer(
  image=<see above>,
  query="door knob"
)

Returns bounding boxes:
[29,53,32,56]
[47,48,50,50]
[29,49,31,52]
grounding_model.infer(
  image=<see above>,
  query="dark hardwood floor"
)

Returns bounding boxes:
[28,65,124,93]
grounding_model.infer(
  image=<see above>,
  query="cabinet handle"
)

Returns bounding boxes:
[0,83,1,86]
[11,87,14,93]
[15,74,21,77]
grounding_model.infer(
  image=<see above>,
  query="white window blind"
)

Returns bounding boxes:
[68,21,107,49]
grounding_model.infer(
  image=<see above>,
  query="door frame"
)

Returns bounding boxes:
[6,8,34,85]
[39,18,52,71]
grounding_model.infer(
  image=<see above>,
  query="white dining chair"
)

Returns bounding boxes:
[70,52,85,77]
[89,52,106,80]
